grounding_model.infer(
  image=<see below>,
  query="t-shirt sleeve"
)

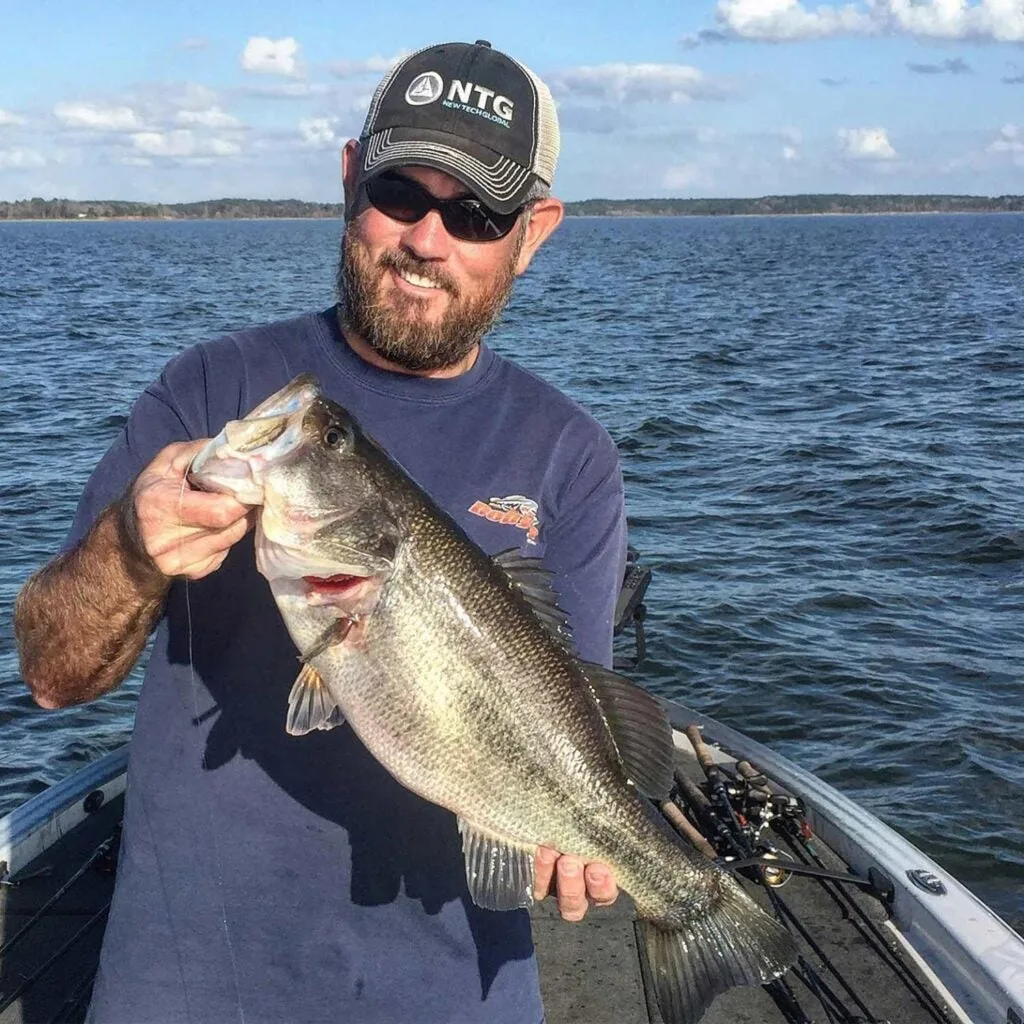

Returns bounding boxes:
[62,346,213,552]
[542,422,628,670]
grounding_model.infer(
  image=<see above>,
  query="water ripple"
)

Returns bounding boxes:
[1,214,1021,931]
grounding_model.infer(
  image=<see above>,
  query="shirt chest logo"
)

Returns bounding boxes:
[469,494,539,545]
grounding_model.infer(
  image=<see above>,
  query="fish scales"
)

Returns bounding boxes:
[315,501,634,854]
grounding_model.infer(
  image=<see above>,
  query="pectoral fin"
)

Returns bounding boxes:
[299,617,354,663]
[457,817,535,911]
[286,664,345,736]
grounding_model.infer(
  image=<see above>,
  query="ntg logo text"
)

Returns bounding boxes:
[405,72,515,121]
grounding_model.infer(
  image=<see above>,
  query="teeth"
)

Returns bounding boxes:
[398,268,441,290]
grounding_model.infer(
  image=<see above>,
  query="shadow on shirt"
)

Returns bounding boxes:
[165,541,534,1002]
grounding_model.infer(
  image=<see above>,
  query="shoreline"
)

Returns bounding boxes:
[3,208,1024,224]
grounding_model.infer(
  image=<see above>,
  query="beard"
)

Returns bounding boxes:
[336,222,523,373]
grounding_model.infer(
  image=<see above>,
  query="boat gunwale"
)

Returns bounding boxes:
[0,746,128,879]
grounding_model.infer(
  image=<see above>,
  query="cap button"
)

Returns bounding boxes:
[474,39,491,47]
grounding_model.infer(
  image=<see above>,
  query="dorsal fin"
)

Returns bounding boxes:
[579,662,674,799]
[493,549,573,649]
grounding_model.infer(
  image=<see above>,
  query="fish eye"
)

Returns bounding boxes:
[323,425,346,449]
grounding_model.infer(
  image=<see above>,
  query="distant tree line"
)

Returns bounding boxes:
[562,194,1024,216]
[0,198,345,220]
[2,194,1024,221]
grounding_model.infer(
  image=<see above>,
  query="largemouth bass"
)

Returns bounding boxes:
[188,374,796,1024]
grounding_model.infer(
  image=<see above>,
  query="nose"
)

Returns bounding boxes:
[400,208,452,261]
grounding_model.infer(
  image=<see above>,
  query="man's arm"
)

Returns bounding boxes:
[15,440,252,709]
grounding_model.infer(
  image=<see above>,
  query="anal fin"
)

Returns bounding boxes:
[457,817,535,911]
[286,664,345,736]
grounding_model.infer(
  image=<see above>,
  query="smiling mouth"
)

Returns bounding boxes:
[390,265,449,294]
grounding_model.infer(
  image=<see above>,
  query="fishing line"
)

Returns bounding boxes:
[179,462,247,1024]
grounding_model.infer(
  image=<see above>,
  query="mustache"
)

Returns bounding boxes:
[378,250,460,298]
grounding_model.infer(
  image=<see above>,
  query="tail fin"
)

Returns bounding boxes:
[637,882,797,1024]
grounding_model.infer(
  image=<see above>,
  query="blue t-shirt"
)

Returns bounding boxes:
[73,308,627,1024]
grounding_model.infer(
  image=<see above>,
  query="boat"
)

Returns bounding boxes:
[3,557,1023,1024]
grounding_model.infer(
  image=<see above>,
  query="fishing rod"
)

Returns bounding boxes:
[0,830,118,960]
[661,724,959,1024]
[773,816,952,1022]
[0,824,119,1019]
[0,903,110,1015]
[46,963,99,1024]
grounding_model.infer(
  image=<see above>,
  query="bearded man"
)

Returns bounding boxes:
[16,41,627,1024]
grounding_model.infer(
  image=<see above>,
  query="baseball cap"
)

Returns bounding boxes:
[358,41,560,215]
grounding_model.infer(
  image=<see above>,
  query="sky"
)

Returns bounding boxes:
[1,0,1023,203]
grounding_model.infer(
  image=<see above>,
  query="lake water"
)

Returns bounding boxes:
[1,214,1021,931]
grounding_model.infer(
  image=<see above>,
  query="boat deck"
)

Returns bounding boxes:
[1,758,956,1024]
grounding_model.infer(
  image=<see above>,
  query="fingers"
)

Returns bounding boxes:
[533,846,558,901]
[150,511,252,579]
[584,862,618,908]
[164,438,211,476]
[533,849,619,922]
[128,439,255,581]
[554,855,588,922]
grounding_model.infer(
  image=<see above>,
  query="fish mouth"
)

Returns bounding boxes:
[303,573,364,594]
[188,376,323,504]
[302,573,383,613]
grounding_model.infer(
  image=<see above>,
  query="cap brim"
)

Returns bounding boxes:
[361,127,537,215]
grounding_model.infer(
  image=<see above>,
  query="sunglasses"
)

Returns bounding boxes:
[364,171,524,242]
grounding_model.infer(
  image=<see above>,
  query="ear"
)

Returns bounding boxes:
[514,197,565,276]
[341,139,361,214]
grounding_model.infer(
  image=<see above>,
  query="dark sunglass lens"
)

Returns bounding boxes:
[366,175,428,223]
[443,200,518,242]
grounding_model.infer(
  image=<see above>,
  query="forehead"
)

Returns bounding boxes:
[391,164,475,200]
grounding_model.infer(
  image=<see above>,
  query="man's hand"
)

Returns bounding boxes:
[533,847,618,922]
[127,440,255,581]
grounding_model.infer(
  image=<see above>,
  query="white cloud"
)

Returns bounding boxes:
[780,126,802,161]
[208,137,242,157]
[0,109,26,126]
[0,147,45,169]
[330,52,407,78]
[166,83,221,111]
[241,37,302,77]
[707,0,1024,42]
[839,127,897,160]
[176,106,242,128]
[299,117,339,148]
[55,102,141,131]
[130,130,241,159]
[552,63,724,104]
[988,123,1024,154]
[663,162,710,190]
[714,0,872,40]
[241,82,329,100]
[179,37,209,50]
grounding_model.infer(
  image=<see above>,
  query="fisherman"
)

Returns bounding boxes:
[15,41,626,1024]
